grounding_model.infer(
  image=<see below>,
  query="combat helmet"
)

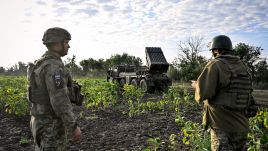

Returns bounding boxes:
[42,27,71,45]
[210,35,232,51]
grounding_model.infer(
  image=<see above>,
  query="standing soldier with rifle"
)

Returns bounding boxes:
[191,35,257,151]
[27,27,83,150]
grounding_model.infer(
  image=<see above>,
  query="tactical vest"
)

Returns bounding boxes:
[210,58,252,111]
[27,56,64,105]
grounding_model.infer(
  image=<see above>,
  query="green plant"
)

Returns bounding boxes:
[127,99,135,117]
[19,137,29,145]
[123,84,144,102]
[123,84,144,117]
[163,86,182,102]
[181,121,210,151]
[0,76,28,116]
[248,110,268,150]
[79,79,120,110]
[169,134,179,150]
[163,85,195,108]
[183,87,193,102]
[144,137,162,151]
[174,107,185,126]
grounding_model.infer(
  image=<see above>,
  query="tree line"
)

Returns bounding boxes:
[1,38,267,88]
[167,37,268,89]
[0,53,143,77]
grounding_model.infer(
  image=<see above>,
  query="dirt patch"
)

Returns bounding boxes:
[0,110,33,151]
[0,94,202,151]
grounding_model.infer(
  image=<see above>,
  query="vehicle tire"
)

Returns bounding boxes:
[119,78,126,87]
[108,77,113,83]
[139,79,148,92]
[131,79,138,87]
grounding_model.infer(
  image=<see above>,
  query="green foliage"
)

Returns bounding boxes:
[144,137,162,151]
[106,53,143,67]
[0,62,27,76]
[234,43,261,66]
[174,107,185,126]
[123,84,145,102]
[234,43,268,89]
[173,40,268,86]
[80,58,105,71]
[79,53,143,73]
[254,59,268,85]
[122,85,191,117]
[181,121,210,151]
[0,76,28,116]
[122,85,194,118]
[19,137,29,145]
[248,110,268,150]
[167,64,180,81]
[64,55,82,75]
[139,100,168,112]
[168,133,179,150]
[174,37,208,81]
[79,79,120,110]
[182,87,195,103]
[175,56,207,81]
[143,106,209,150]
[1,75,268,151]
[163,85,195,106]
[163,86,182,102]
[166,104,210,151]
[233,43,266,82]
[138,99,181,113]
[123,84,145,117]
[78,53,143,77]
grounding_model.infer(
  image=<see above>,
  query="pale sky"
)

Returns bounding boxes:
[1,0,268,68]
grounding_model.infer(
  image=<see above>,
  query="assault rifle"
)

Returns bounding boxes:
[68,81,84,106]
[244,95,268,117]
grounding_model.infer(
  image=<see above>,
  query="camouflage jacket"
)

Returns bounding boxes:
[27,51,77,133]
[195,55,251,132]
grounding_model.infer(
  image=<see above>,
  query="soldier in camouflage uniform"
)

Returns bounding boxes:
[191,35,256,151]
[27,27,81,151]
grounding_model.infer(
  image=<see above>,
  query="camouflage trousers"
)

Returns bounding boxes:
[30,116,67,151]
[210,128,247,151]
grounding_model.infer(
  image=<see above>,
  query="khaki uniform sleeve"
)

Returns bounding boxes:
[44,64,77,134]
[195,60,219,103]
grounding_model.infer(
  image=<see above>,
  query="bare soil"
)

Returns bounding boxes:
[0,94,202,151]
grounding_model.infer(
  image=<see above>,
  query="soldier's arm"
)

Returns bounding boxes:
[44,64,77,134]
[195,61,219,103]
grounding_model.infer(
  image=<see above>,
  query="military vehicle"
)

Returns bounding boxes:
[107,47,172,92]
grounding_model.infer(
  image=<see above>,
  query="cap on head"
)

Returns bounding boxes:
[42,27,71,45]
[210,35,232,51]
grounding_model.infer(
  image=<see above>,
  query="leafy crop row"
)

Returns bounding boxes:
[0,76,267,150]
[78,79,120,110]
[0,76,28,116]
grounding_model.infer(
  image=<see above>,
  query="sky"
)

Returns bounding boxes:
[0,0,268,68]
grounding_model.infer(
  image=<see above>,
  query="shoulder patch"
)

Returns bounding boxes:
[53,70,64,89]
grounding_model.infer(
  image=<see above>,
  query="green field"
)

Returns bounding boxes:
[0,76,268,150]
